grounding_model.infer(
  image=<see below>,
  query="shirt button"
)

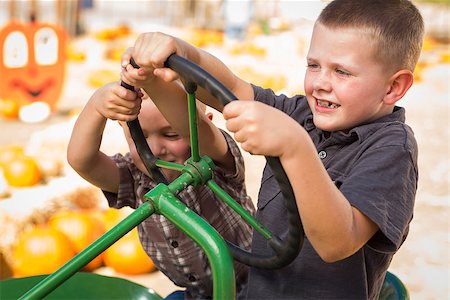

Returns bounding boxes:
[188,274,196,282]
[171,240,179,248]
[318,150,327,159]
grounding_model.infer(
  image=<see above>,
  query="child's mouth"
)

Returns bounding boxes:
[317,99,340,109]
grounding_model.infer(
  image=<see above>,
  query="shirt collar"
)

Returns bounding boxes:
[303,106,406,143]
[349,106,406,141]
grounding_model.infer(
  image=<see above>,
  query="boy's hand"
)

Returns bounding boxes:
[121,33,185,86]
[121,47,156,88]
[223,101,303,158]
[92,82,142,122]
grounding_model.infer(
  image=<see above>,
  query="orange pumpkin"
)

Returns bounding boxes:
[103,228,156,275]
[0,21,67,112]
[49,210,106,271]
[0,98,20,119]
[2,154,42,187]
[0,145,24,168]
[12,226,76,277]
[101,207,134,230]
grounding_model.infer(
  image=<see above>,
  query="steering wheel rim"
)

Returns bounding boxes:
[165,54,304,269]
[121,66,169,185]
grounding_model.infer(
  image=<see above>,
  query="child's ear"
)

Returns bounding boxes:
[206,112,213,121]
[383,70,414,105]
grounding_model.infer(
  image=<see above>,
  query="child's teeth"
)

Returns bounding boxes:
[318,100,339,108]
[317,100,326,106]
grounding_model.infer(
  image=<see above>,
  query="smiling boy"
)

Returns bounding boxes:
[121,1,423,298]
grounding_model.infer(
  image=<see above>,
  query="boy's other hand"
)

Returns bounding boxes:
[93,82,142,122]
[223,101,304,158]
[121,47,155,88]
[122,33,183,86]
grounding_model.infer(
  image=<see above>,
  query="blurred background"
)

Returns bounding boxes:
[0,0,448,299]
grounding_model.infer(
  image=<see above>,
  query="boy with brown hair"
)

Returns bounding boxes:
[121,0,423,298]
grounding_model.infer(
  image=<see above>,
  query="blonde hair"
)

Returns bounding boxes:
[142,90,207,114]
[318,0,424,72]
[197,101,207,113]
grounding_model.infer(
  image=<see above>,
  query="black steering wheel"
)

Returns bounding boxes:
[122,54,304,269]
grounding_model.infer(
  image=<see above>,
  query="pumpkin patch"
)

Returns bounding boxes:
[12,226,76,277]
[49,210,106,271]
[103,228,156,275]
[2,154,42,187]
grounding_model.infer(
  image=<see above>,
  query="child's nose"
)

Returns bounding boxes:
[148,140,166,157]
[313,71,332,91]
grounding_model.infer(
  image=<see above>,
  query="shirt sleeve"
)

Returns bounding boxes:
[341,130,418,252]
[102,153,139,209]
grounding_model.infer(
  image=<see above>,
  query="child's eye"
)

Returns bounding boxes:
[306,63,319,69]
[165,133,180,140]
[336,69,350,76]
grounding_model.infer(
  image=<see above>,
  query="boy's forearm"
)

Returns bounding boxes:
[67,100,107,173]
[67,99,120,193]
[280,132,378,262]
[142,78,190,135]
[177,38,254,105]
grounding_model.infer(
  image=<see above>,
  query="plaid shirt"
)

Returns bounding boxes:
[104,131,255,299]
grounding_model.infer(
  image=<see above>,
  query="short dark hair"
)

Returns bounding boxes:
[317,0,424,72]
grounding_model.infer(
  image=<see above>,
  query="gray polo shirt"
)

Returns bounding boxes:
[239,86,418,300]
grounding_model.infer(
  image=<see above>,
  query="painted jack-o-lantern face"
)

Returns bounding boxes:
[0,21,66,112]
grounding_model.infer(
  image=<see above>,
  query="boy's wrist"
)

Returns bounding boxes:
[87,96,108,121]
[280,126,312,161]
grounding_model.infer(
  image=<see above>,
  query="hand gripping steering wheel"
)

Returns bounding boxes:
[123,54,304,269]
